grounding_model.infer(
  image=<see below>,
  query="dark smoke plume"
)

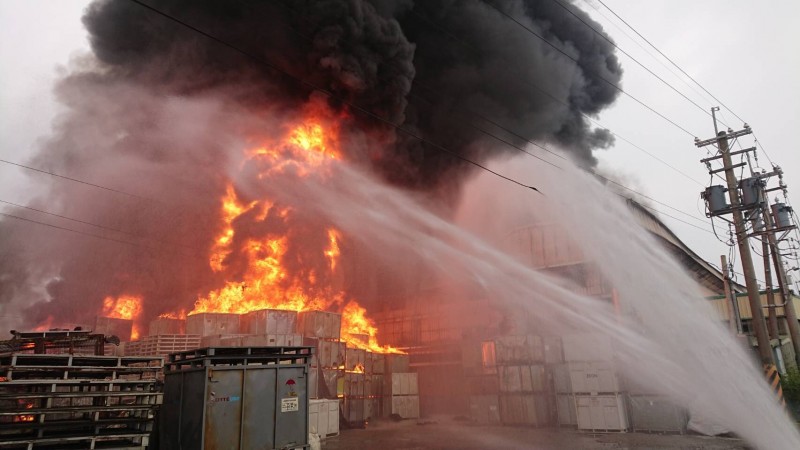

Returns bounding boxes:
[0,0,622,330]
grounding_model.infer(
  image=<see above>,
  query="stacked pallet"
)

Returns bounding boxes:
[123,334,201,358]
[0,353,162,450]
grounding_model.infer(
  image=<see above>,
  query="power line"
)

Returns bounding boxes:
[128,0,541,194]
[481,0,697,138]
[0,212,176,255]
[577,0,717,110]
[0,198,202,255]
[0,158,151,201]
[593,0,743,128]
[549,0,714,119]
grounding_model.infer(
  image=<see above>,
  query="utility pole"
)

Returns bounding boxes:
[760,176,800,367]
[696,113,774,365]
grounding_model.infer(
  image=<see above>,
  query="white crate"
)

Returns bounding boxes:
[576,394,628,431]
[390,373,418,396]
[567,361,621,394]
[309,399,340,438]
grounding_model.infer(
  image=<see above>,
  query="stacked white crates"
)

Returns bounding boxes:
[494,335,552,427]
[296,310,352,437]
[379,354,417,419]
[555,334,628,432]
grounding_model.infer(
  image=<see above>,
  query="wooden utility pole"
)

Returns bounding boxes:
[760,185,800,367]
[696,122,774,365]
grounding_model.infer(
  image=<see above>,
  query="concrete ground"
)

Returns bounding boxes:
[321,416,747,450]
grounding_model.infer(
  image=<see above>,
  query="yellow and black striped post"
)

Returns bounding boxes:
[764,364,786,409]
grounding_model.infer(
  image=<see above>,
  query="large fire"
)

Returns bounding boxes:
[102,295,143,340]
[193,106,399,354]
[72,105,400,354]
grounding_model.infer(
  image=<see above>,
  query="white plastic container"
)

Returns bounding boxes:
[309,399,340,438]
[576,394,628,431]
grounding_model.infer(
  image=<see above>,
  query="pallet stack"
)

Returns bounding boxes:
[123,334,201,359]
[0,353,163,450]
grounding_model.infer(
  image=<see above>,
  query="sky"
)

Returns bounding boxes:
[1,0,799,290]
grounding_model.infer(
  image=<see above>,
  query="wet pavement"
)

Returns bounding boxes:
[321,416,748,449]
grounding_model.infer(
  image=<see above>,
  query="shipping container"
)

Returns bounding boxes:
[498,365,546,393]
[390,395,420,419]
[298,311,341,340]
[309,399,340,438]
[555,394,578,426]
[161,349,310,449]
[469,395,500,424]
[498,393,552,427]
[186,313,241,337]
[567,361,621,394]
[241,309,298,335]
[628,395,688,433]
[562,333,614,362]
[494,335,544,365]
[576,394,629,431]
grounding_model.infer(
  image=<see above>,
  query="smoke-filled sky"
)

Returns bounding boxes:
[1,0,799,329]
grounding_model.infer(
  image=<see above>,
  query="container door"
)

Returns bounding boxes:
[205,369,243,450]
[275,366,308,448]
[241,367,277,449]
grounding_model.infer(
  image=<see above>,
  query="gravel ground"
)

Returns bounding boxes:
[321,416,748,450]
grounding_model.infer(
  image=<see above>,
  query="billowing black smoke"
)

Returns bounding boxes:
[82,0,620,186]
[0,0,622,329]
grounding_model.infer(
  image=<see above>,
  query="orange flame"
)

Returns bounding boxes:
[102,295,143,340]
[341,302,403,354]
[210,185,257,272]
[165,110,399,354]
[325,228,341,272]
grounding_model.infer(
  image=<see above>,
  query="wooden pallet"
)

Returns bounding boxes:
[0,353,160,449]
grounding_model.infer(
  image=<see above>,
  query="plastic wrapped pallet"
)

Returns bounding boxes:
[628,395,688,433]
